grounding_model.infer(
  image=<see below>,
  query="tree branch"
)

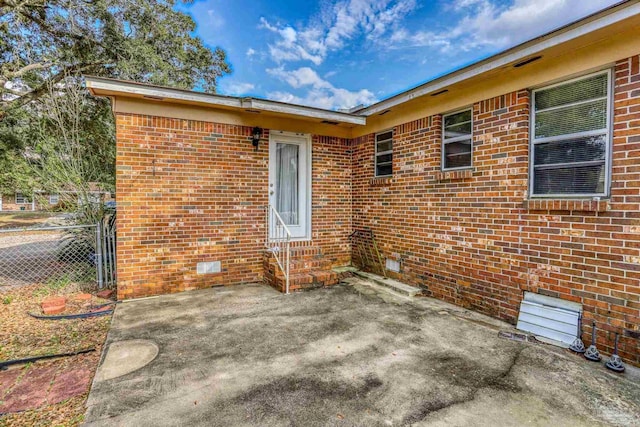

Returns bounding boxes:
[0,62,54,86]
[1,62,107,111]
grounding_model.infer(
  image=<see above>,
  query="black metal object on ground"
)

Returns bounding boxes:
[0,348,95,370]
[569,314,586,354]
[584,321,602,362]
[28,302,115,320]
[605,333,625,373]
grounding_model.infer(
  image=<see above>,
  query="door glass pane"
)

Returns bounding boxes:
[276,143,299,225]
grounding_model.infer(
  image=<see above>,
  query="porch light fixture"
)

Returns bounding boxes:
[252,126,262,150]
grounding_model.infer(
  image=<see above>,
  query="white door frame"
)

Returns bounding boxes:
[269,131,312,240]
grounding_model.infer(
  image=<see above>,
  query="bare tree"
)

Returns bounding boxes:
[27,76,114,225]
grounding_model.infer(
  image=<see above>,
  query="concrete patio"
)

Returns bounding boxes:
[84,279,640,426]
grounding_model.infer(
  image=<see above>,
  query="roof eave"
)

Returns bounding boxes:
[85,76,366,126]
[355,0,640,116]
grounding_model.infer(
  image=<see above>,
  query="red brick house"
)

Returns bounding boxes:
[0,184,112,212]
[87,2,640,364]
[0,192,43,211]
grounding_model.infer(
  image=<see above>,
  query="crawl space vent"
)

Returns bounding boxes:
[385,259,400,273]
[516,292,581,346]
[197,261,221,275]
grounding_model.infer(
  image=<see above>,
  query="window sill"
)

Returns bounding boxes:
[370,176,393,186]
[523,199,610,212]
[436,169,473,181]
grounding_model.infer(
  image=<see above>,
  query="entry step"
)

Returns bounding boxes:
[352,271,421,297]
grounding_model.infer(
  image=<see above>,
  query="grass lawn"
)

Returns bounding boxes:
[0,212,56,229]
[0,281,113,426]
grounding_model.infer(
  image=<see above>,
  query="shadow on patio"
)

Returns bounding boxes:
[84,280,640,427]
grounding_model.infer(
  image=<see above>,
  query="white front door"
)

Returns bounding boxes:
[269,131,311,240]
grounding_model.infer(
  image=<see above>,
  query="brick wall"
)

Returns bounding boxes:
[114,55,639,363]
[0,193,72,212]
[114,114,351,299]
[352,56,640,364]
[0,194,36,211]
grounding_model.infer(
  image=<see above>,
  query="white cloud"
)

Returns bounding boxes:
[392,0,619,51]
[260,0,417,65]
[453,0,617,49]
[219,81,255,96]
[266,67,376,110]
[246,48,256,57]
[206,8,225,29]
[255,0,618,110]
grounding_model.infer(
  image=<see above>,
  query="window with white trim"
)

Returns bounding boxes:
[49,194,59,204]
[531,70,611,197]
[375,130,393,177]
[442,109,472,170]
[15,193,28,204]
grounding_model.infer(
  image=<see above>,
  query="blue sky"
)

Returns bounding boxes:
[180,0,620,110]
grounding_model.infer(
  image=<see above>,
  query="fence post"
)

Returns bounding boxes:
[96,222,104,289]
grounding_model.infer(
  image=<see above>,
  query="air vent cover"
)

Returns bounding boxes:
[385,258,400,273]
[197,261,221,274]
[516,292,581,346]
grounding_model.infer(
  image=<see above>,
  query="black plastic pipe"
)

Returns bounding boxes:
[0,348,95,370]
[28,307,113,320]
[28,301,117,321]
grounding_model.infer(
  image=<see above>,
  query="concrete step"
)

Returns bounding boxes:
[332,266,359,274]
[352,270,421,297]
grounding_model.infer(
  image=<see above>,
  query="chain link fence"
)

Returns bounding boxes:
[0,223,115,289]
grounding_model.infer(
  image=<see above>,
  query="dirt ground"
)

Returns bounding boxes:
[0,212,56,229]
[85,279,640,427]
[0,284,112,426]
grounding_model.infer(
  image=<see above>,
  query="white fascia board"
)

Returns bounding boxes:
[86,77,241,108]
[357,2,640,116]
[85,77,365,126]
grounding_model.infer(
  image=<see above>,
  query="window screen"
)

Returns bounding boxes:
[375,130,393,177]
[442,109,472,170]
[531,71,610,196]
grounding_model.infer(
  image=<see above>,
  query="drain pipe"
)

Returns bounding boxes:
[569,314,586,353]
[605,333,625,373]
[584,321,602,362]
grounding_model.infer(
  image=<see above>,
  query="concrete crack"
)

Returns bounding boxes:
[401,347,525,425]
